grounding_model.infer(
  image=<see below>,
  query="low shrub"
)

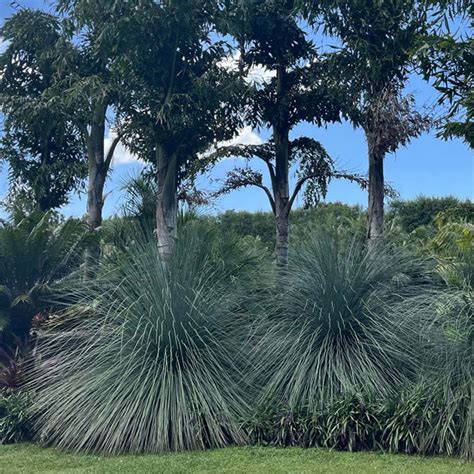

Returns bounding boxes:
[243,385,471,458]
[0,391,33,444]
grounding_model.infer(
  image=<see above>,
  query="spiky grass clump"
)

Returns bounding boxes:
[254,234,437,409]
[420,291,473,458]
[29,228,252,454]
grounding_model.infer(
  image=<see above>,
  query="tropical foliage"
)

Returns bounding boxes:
[0,0,471,464]
[0,212,87,349]
[0,391,33,444]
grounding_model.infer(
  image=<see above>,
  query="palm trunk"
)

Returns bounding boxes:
[274,130,290,266]
[156,145,178,267]
[367,139,385,249]
[275,209,289,266]
[273,65,290,267]
[84,103,107,279]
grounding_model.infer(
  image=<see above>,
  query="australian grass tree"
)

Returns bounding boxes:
[28,227,254,454]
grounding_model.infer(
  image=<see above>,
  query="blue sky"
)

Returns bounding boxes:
[1,0,472,219]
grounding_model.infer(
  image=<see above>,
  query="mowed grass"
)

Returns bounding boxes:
[0,444,471,473]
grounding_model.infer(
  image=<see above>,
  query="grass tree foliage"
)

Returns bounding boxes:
[419,292,473,458]
[252,233,437,409]
[29,226,254,454]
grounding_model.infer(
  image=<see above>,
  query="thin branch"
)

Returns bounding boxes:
[258,184,276,214]
[104,135,121,170]
[332,171,398,198]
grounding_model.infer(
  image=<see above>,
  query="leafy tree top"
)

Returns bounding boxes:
[0,9,86,210]
[107,1,245,183]
[224,0,348,131]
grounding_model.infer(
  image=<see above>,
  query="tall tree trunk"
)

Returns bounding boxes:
[84,103,107,279]
[274,131,290,267]
[367,138,385,249]
[156,145,178,267]
[275,207,289,266]
[273,65,291,267]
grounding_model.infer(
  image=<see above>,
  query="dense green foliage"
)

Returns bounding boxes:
[0,9,87,210]
[179,196,471,251]
[388,196,474,233]
[0,392,33,444]
[0,212,87,349]
[201,203,366,250]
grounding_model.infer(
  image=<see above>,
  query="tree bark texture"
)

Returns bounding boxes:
[367,137,385,249]
[84,103,108,279]
[155,145,178,267]
[273,65,291,267]
[274,130,290,267]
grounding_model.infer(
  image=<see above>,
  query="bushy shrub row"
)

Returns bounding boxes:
[246,386,470,457]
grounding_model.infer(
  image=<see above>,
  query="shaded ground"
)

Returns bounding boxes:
[0,444,471,473]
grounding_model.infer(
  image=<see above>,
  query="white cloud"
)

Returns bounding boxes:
[222,126,263,146]
[198,126,263,163]
[104,130,142,165]
[105,125,262,166]
[218,51,275,85]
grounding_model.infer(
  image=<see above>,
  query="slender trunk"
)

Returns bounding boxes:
[36,137,51,211]
[156,145,178,267]
[367,137,385,249]
[274,131,290,267]
[84,103,107,279]
[275,208,289,266]
[273,65,290,267]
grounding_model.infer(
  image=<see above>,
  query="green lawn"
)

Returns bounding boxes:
[0,444,471,474]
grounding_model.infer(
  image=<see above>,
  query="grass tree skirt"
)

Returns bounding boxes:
[28,228,251,454]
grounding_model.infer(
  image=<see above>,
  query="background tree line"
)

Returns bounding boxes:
[0,0,471,269]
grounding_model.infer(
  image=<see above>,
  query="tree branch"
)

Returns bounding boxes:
[332,171,398,198]
[104,135,121,170]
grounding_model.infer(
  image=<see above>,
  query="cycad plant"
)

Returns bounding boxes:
[253,233,437,410]
[0,211,87,349]
[29,227,253,454]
